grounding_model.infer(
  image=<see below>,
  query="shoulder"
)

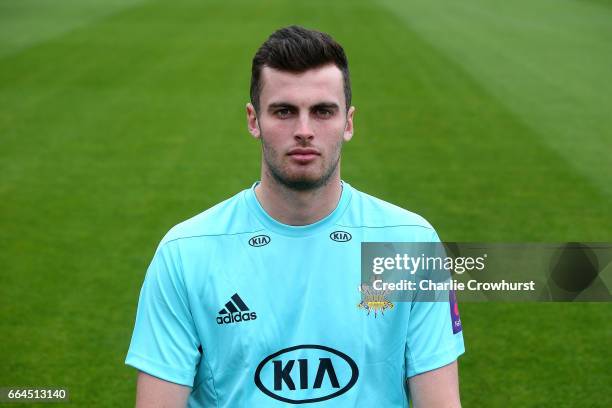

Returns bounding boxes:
[340,183,439,240]
[159,188,259,246]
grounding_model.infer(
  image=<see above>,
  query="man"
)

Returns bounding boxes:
[126,25,464,407]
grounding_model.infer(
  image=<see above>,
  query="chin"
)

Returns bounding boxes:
[285,176,323,189]
[275,170,330,191]
[266,157,337,191]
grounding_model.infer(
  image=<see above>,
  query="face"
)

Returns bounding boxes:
[247,64,354,191]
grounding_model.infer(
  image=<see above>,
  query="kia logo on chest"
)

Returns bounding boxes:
[330,231,351,242]
[249,235,270,247]
[254,344,359,404]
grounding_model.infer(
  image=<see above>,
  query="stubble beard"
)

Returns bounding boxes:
[260,136,343,192]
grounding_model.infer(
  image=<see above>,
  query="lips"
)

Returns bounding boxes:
[287,147,320,163]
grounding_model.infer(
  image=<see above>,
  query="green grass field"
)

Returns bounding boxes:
[1,0,611,406]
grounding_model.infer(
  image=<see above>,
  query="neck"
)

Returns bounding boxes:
[254,170,343,226]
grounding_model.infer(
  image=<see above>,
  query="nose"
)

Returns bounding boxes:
[293,112,314,143]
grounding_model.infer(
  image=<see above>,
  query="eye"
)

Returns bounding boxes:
[275,108,292,118]
[315,108,333,118]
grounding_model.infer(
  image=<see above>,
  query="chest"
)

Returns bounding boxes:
[184,232,409,373]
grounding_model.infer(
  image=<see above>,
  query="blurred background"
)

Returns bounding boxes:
[1,0,611,406]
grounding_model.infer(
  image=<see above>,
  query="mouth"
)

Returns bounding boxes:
[287,147,320,164]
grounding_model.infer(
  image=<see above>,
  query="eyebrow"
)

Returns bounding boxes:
[267,102,298,111]
[311,102,340,111]
[267,102,340,111]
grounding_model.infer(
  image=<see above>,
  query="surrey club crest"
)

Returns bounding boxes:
[357,283,394,317]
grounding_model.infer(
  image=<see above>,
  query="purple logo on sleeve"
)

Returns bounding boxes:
[449,290,462,334]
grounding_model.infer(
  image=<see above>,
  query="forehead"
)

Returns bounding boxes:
[259,64,344,108]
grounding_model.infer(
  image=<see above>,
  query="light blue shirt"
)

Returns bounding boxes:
[126,181,464,407]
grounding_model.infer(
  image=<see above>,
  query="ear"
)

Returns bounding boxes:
[246,103,261,139]
[343,106,355,142]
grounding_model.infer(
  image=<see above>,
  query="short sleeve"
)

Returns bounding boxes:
[125,241,201,386]
[404,229,465,378]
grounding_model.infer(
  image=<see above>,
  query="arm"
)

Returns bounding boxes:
[408,360,461,408]
[125,242,201,406]
[136,371,191,408]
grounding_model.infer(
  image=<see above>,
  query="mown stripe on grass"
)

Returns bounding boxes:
[0,0,149,58]
[377,0,612,198]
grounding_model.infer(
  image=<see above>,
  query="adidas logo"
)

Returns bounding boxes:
[216,293,257,325]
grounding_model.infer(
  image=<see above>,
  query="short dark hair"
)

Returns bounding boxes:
[250,25,351,113]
